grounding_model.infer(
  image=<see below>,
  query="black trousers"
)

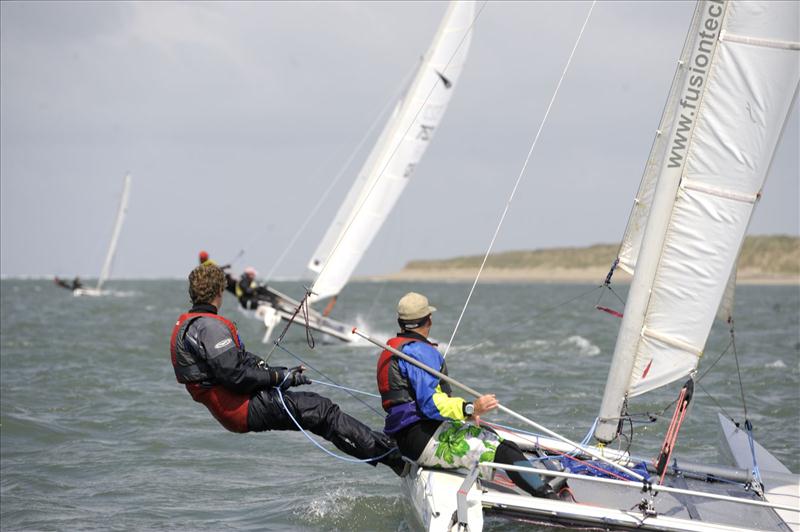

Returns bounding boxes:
[248,389,395,465]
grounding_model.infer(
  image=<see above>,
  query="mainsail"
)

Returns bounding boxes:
[596,0,799,443]
[307,1,475,303]
[96,173,132,291]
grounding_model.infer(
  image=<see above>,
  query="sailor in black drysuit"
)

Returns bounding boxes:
[54,276,83,291]
[171,263,406,476]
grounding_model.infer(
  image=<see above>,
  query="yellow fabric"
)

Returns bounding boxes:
[201,259,217,267]
[432,384,466,420]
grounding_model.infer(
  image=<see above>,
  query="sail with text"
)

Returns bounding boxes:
[595,0,799,443]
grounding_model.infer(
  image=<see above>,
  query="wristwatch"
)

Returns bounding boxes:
[463,402,475,417]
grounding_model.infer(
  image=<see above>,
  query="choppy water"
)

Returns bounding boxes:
[2,279,798,531]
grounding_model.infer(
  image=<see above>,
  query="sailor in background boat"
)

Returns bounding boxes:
[233,266,275,310]
[377,292,564,499]
[170,264,408,476]
[197,249,233,270]
[54,276,82,291]
[197,250,213,266]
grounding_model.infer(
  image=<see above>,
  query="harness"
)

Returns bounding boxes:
[170,312,249,433]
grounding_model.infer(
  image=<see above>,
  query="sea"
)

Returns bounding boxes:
[1,279,798,531]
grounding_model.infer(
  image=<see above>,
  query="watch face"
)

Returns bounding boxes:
[465,403,474,416]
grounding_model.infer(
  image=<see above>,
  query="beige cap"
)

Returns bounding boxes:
[397,292,437,321]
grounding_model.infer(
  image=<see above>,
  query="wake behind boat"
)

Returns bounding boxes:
[361,1,799,530]
[253,285,351,343]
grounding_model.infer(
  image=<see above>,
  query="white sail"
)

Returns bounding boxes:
[307,1,475,303]
[96,173,132,291]
[616,5,707,276]
[596,0,799,443]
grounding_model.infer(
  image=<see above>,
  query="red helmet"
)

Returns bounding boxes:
[198,250,209,262]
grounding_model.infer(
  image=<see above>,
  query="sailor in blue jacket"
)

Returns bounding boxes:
[377,292,563,499]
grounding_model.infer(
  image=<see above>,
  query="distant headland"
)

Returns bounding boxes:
[376,235,799,284]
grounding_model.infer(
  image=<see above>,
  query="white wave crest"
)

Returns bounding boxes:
[303,486,357,520]
[766,359,786,369]
[562,335,600,356]
[349,315,395,348]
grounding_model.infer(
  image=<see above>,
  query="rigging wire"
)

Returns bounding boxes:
[272,340,385,418]
[309,1,488,296]
[264,286,315,362]
[443,1,597,358]
[445,284,603,358]
[262,61,420,281]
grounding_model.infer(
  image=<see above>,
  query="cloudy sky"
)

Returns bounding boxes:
[1,1,797,280]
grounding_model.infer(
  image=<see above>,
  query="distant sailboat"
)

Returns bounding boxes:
[73,173,132,297]
[254,1,476,343]
[379,1,799,530]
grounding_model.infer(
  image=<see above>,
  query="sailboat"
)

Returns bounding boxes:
[372,1,799,530]
[253,1,476,343]
[73,173,132,297]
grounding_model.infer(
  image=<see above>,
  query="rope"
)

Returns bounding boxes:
[443,1,597,358]
[654,384,691,484]
[481,419,633,483]
[310,1,488,295]
[310,379,381,399]
[275,376,396,464]
[365,281,388,322]
[730,320,750,420]
[264,287,315,362]
[728,319,762,486]
[272,340,385,418]
[744,419,763,487]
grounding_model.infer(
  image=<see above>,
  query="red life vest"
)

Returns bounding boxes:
[170,312,250,433]
[376,337,416,411]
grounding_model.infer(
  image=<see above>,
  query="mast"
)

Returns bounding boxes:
[596,0,800,443]
[96,173,131,291]
[307,1,476,303]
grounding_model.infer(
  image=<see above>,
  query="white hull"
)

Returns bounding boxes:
[253,286,353,344]
[73,288,105,297]
[404,423,797,532]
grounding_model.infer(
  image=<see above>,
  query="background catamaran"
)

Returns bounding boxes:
[73,173,132,297]
[372,1,798,530]
[253,1,476,344]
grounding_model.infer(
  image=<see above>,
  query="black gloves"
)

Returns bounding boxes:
[271,365,312,390]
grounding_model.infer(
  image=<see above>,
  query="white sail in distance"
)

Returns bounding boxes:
[307,1,476,303]
[596,0,799,443]
[96,173,132,291]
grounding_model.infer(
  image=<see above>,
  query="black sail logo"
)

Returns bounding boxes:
[435,70,452,89]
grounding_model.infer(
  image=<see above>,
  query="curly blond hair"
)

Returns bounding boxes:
[188,264,227,305]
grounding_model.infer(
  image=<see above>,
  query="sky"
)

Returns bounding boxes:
[1,1,798,280]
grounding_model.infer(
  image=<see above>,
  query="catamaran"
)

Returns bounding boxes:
[253,1,476,343]
[358,1,798,530]
[73,173,132,297]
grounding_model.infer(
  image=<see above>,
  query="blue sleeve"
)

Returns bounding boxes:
[399,342,447,421]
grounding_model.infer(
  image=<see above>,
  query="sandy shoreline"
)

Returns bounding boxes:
[365,267,799,285]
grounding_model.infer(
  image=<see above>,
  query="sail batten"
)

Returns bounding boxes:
[307,1,475,303]
[596,0,799,442]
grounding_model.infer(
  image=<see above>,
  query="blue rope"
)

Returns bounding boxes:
[744,420,763,486]
[310,379,380,398]
[272,341,384,417]
[580,418,599,448]
[275,376,396,464]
